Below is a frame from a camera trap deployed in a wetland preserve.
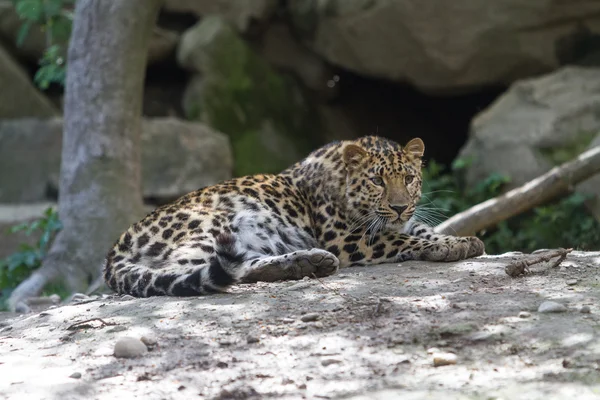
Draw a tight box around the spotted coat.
[103,136,485,297]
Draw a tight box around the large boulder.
[178,16,322,176]
[458,66,600,216]
[287,0,600,93]
[0,118,233,203]
[0,44,59,118]
[163,0,277,32]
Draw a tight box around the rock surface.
[178,16,321,176]
[288,0,600,93]
[458,66,600,214]
[163,0,277,32]
[0,118,232,203]
[0,44,59,118]
[1,251,599,399]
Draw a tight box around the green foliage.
[420,160,600,254]
[11,0,74,89]
[0,208,62,309]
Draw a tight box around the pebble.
[140,335,158,349]
[69,372,82,379]
[246,334,260,344]
[433,352,457,367]
[281,318,295,324]
[113,337,148,358]
[580,306,591,314]
[566,279,578,286]
[300,313,320,322]
[518,311,531,318]
[321,358,342,367]
[538,301,567,313]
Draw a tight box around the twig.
[66,318,117,331]
[505,248,573,277]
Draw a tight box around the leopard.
[103,136,485,297]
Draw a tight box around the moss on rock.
[180,16,321,176]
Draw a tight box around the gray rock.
[0,118,232,203]
[300,313,320,322]
[538,301,568,313]
[518,311,531,318]
[288,0,600,93]
[246,334,260,344]
[163,0,277,32]
[69,372,82,379]
[113,337,148,358]
[321,358,342,367]
[433,352,457,367]
[580,305,592,314]
[566,279,578,286]
[458,67,600,218]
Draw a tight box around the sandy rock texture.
[1,251,599,399]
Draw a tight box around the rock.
[518,311,531,318]
[287,0,600,93]
[113,337,148,358]
[432,352,457,367]
[321,358,342,367]
[163,0,277,32]
[140,336,158,349]
[458,67,600,217]
[0,118,232,203]
[259,22,336,98]
[148,27,180,64]
[580,305,591,314]
[177,16,321,176]
[246,334,260,344]
[69,372,82,379]
[566,279,578,286]
[538,301,568,313]
[300,313,320,322]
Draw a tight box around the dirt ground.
[1,251,600,400]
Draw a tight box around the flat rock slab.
[1,251,600,399]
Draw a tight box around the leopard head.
[342,136,424,230]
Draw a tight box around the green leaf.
[15,0,43,21]
[15,20,32,47]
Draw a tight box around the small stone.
[113,337,148,358]
[518,311,531,318]
[281,318,295,324]
[566,279,578,286]
[216,361,228,368]
[300,313,320,322]
[246,334,260,344]
[106,326,128,333]
[580,306,591,314]
[140,335,158,349]
[1,326,12,333]
[69,372,82,379]
[120,295,136,301]
[321,358,342,367]
[433,352,457,367]
[538,301,567,313]
[426,347,441,354]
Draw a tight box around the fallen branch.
[435,146,600,236]
[504,248,572,277]
[66,318,117,331]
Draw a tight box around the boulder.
[0,118,233,203]
[0,44,59,118]
[163,0,277,32]
[178,16,322,176]
[287,0,600,93]
[458,66,600,216]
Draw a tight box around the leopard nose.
[390,205,408,216]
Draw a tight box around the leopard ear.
[343,144,368,168]
[404,138,424,157]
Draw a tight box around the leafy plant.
[419,159,600,254]
[0,207,62,309]
[11,0,74,89]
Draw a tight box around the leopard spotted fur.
[103,136,485,296]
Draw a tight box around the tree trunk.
[9,0,161,312]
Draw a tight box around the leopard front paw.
[465,236,485,258]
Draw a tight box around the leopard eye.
[370,177,385,186]
[405,175,415,185]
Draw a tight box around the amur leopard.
[104,136,485,297]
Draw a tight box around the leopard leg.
[403,221,485,259]
[240,249,339,283]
